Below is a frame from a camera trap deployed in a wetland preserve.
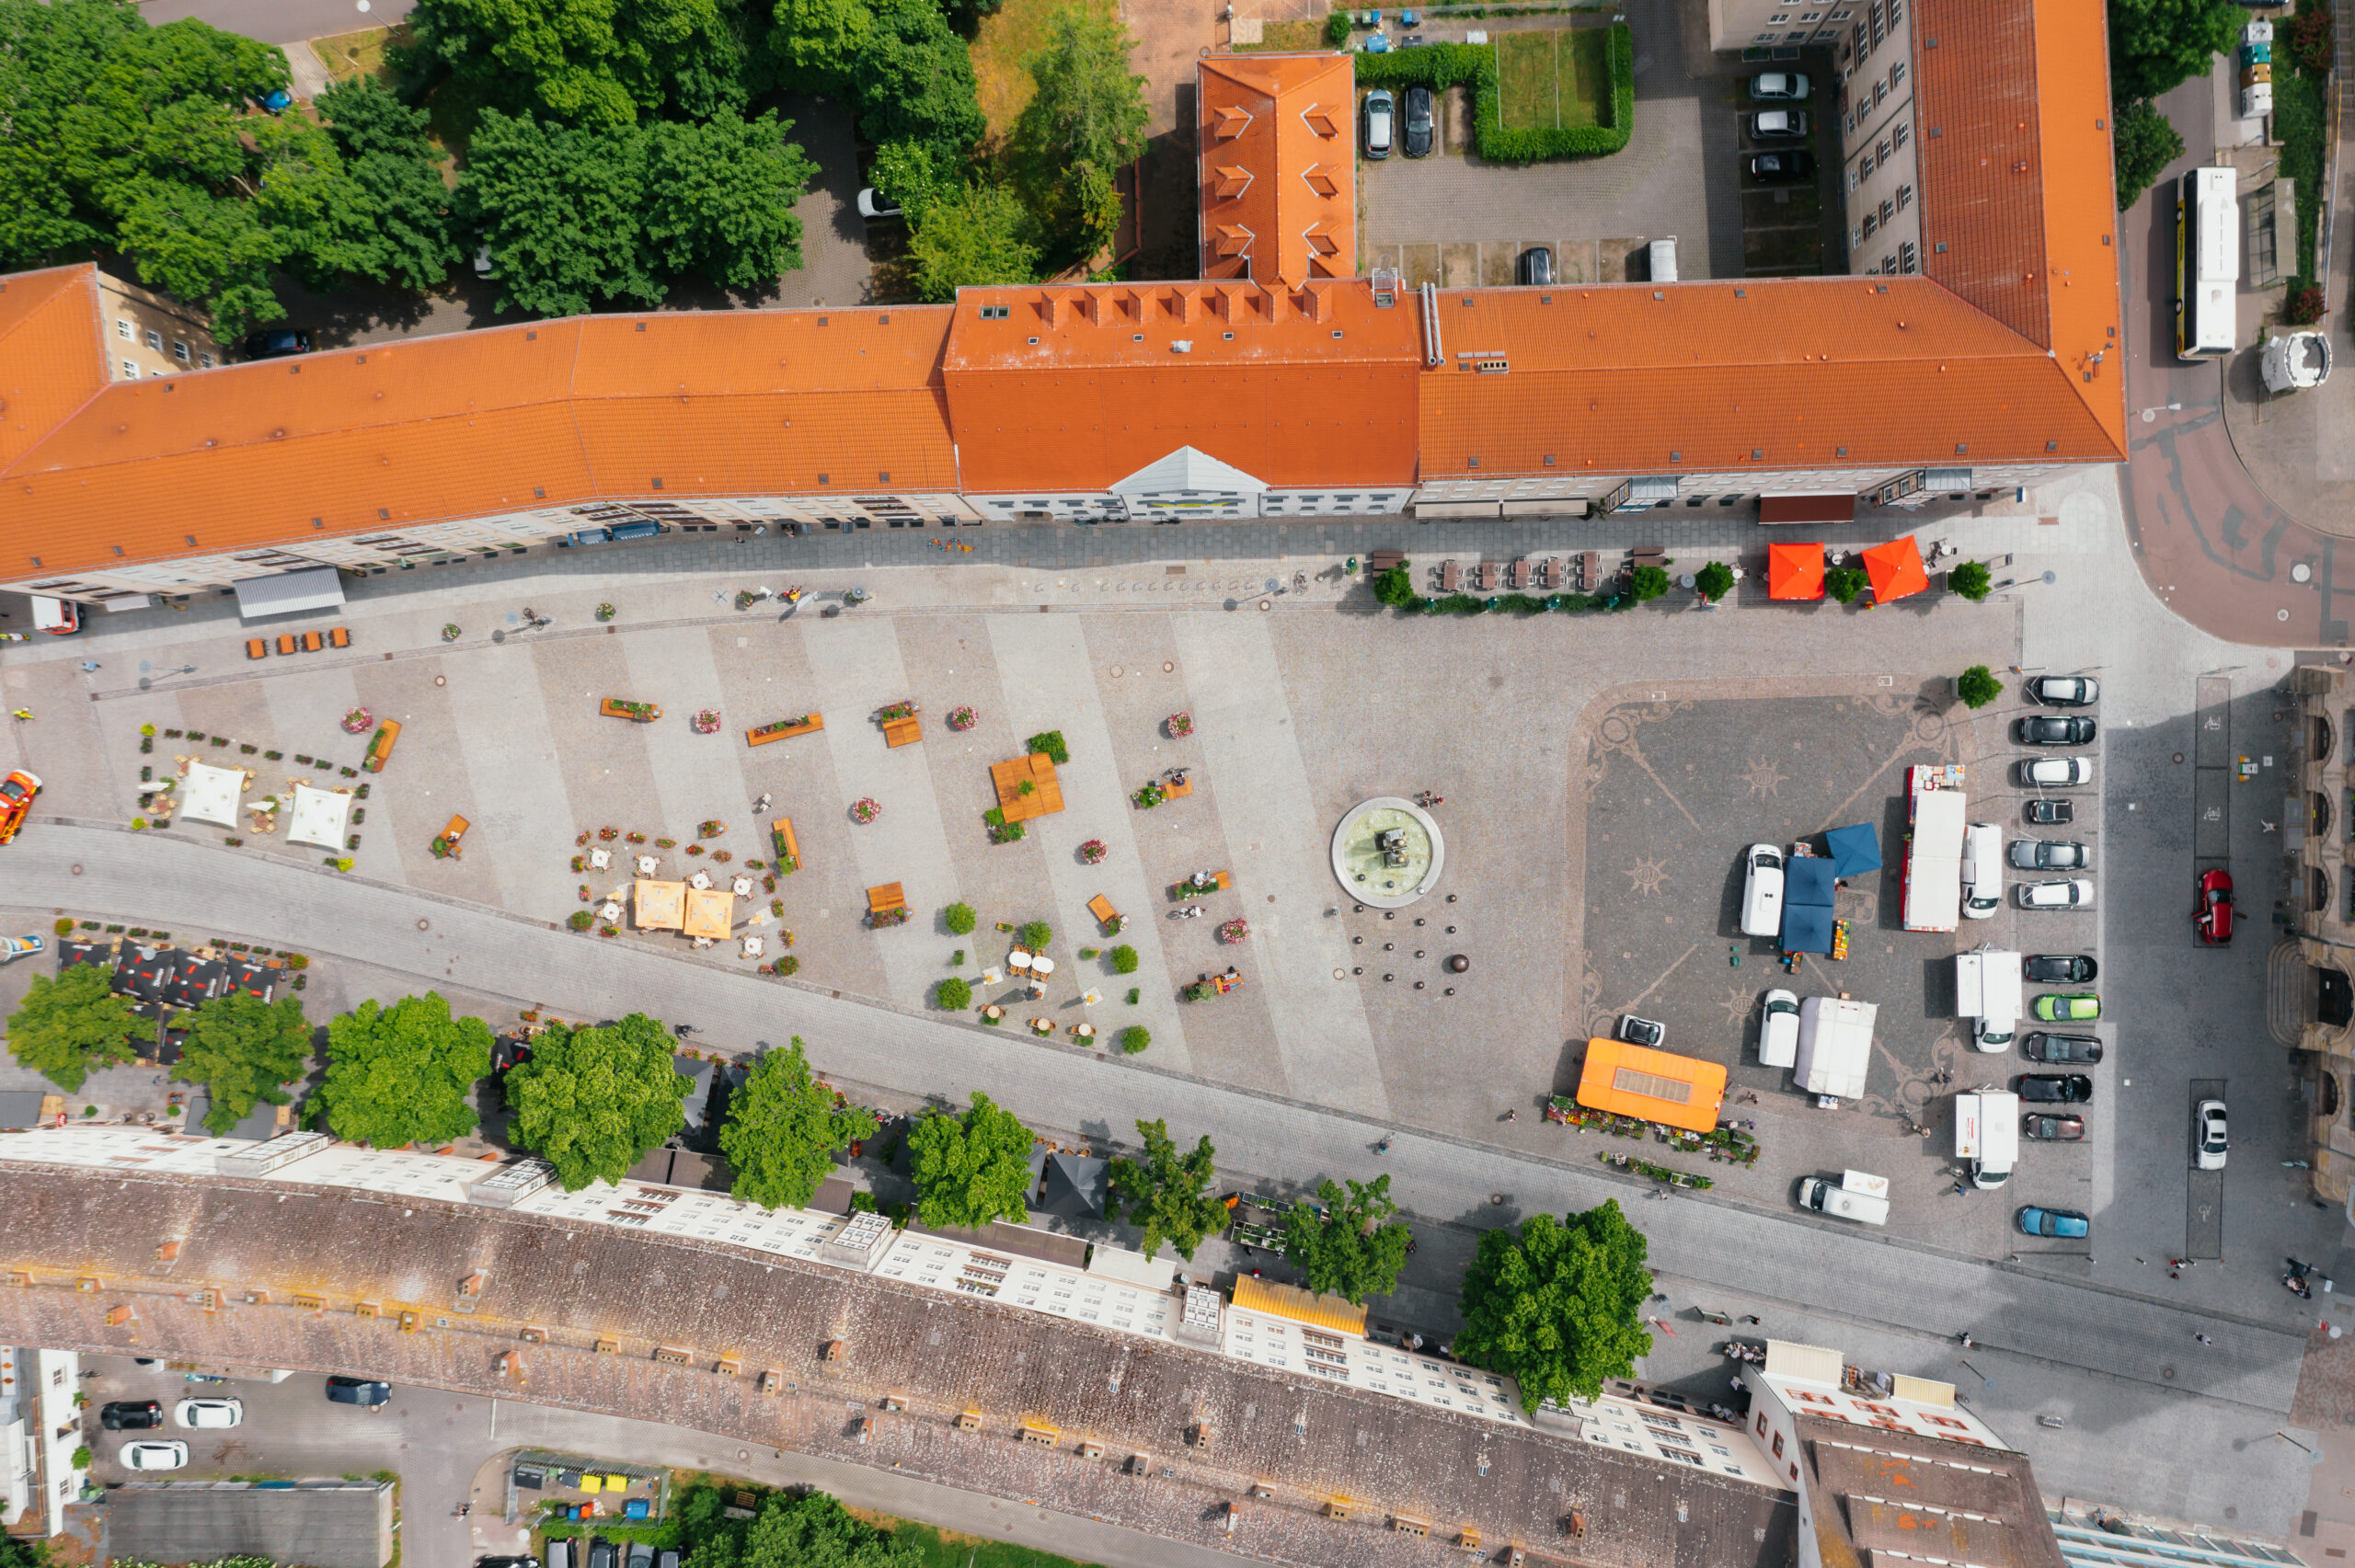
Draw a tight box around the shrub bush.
[1120,1025,1151,1055]
[53,917,74,936]
[1020,920,1052,950]
[1026,730,1070,764]
[1826,566,1867,603]
[1629,565,1671,601]
[1956,666,2005,709]
[1324,7,1352,45]
[936,977,973,1010]
[1694,562,1735,602]
[1354,27,1632,163]
[569,910,593,930]
[1372,562,1418,608]
[946,902,977,934]
[1125,987,1141,1004]
[2285,285,2326,326]
[1110,944,1139,974]
[1947,562,1993,601]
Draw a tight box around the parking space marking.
[2185,1075,2226,1260]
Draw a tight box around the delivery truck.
[1953,1090,2020,1188]
[1901,765,1969,932]
[1792,996,1877,1101]
[1798,1169,1890,1225]
[1956,949,2023,1050]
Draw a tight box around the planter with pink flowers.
[948,705,977,730]
[1166,711,1193,738]
[341,707,373,735]
[851,797,882,825]
[1220,918,1249,944]
[1079,839,1108,865]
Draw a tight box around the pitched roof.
[0,266,109,475]
[1197,53,1357,288]
[1794,1414,2068,1568]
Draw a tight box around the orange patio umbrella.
[1766,543,1825,600]
[1861,535,1930,602]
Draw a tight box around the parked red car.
[2196,867,2234,944]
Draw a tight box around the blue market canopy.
[1824,823,1882,878]
[1786,856,1838,910]
[1780,902,1835,955]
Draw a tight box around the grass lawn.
[1239,18,1326,50]
[2274,67,2325,279]
[312,23,408,86]
[889,1519,1109,1567]
[1496,28,1607,132]
[970,0,1115,147]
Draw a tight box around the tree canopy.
[2112,97,2186,212]
[1283,1174,1412,1304]
[908,183,1039,301]
[1453,1200,1655,1412]
[672,1482,919,1568]
[316,992,491,1148]
[6,967,141,1093]
[1107,1118,1226,1261]
[2109,0,2240,101]
[906,1091,1034,1230]
[505,1012,690,1190]
[0,0,456,335]
[1009,6,1147,261]
[173,991,312,1135]
[718,1037,874,1210]
[405,0,760,128]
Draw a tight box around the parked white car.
[1740,843,1785,935]
[1758,988,1801,1067]
[2194,1099,2228,1170]
[2016,757,2093,787]
[175,1397,242,1429]
[2015,879,2095,910]
[123,1440,189,1471]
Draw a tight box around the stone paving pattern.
[0,1164,1799,1567]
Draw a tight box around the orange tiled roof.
[0,267,109,475]
[0,290,959,578]
[1416,278,2120,478]
[941,282,1419,492]
[1197,53,1357,288]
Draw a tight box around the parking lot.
[1568,685,2104,1255]
[1356,0,1845,283]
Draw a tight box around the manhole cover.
[1163,661,1175,672]
[2174,752,2185,763]
[433,675,446,687]
[1109,664,1122,677]
[417,919,431,931]
[1333,968,1345,979]
[2161,1366,2175,1379]
[2294,563,2315,583]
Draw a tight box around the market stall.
[178,761,246,830]
[284,784,351,851]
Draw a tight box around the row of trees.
[6,972,1652,1408]
[2107,0,2238,208]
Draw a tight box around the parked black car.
[327,1375,392,1406]
[1747,150,1814,181]
[2025,797,2075,826]
[2016,715,2097,745]
[1518,246,1555,285]
[240,328,312,360]
[1403,86,1434,156]
[2023,954,2098,983]
[2023,1032,2103,1064]
[2017,1072,2093,1103]
[101,1400,163,1430]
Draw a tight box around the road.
[138,0,412,43]
[4,811,2324,1528]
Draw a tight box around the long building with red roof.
[0,1,2120,607]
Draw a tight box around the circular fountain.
[1329,797,1445,909]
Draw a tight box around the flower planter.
[341,707,372,735]
[1079,839,1108,865]
[851,797,881,825]
[746,715,824,746]
[601,698,661,723]
[947,706,977,731]
[692,709,720,734]
[1166,712,1193,738]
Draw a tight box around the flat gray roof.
[106,1481,393,1568]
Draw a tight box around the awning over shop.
[178,761,245,828]
[231,567,345,621]
[284,784,350,850]
[1823,823,1882,878]
[1767,543,1825,600]
[1759,494,1856,525]
[1862,535,1930,602]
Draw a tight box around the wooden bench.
[301,630,323,652]
[1164,774,1194,799]
[882,715,922,748]
[1438,561,1459,593]
[601,698,661,722]
[246,639,268,660]
[1368,549,1405,574]
[770,817,800,874]
[328,626,350,648]
[1539,557,1562,590]
[1172,870,1231,899]
[747,715,823,746]
[867,882,906,916]
[437,813,470,859]
[1088,895,1121,931]
[276,634,297,656]
[362,719,401,773]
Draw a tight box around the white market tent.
[285,784,352,850]
[178,761,246,829]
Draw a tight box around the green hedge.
[1353,25,1632,163]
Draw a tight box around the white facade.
[1840,0,1923,276]
[1709,0,1857,52]
[0,1345,86,1537]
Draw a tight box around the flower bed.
[697,819,727,839]
[1132,782,1166,810]
[948,705,977,730]
[1166,711,1193,738]
[877,701,918,722]
[851,797,881,825]
[595,602,616,622]
[692,709,720,734]
[1220,918,1249,943]
[1597,1150,1713,1189]
[1079,839,1108,864]
[867,906,909,928]
[340,706,372,734]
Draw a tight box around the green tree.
[1109,944,1139,974]
[6,967,140,1093]
[1324,7,1352,44]
[406,0,758,128]
[640,109,816,290]
[1372,562,1418,608]
[1010,7,1148,257]
[1825,565,1867,603]
[943,901,977,934]
[1107,1118,1225,1260]
[299,78,460,293]
[173,992,311,1135]
[1693,561,1734,602]
[1284,1173,1412,1304]
[2109,0,2239,101]
[669,1482,918,1568]
[852,0,985,162]
[506,1012,690,1189]
[0,1534,46,1568]
[2113,97,2185,211]
[935,977,972,1010]
[718,1036,874,1210]
[316,992,490,1148]
[1947,561,1993,602]
[867,139,948,221]
[1120,1024,1150,1054]
[1956,665,2005,708]
[910,182,1040,300]
[1629,565,1670,601]
[458,109,660,315]
[1019,920,1052,950]
[1457,1201,1653,1412]
[906,1090,1034,1230]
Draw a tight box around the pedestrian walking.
[1504,1108,1519,1122]
[1740,1314,1762,1325]
[8,708,29,721]
[1958,1332,1974,1348]
[78,660,98,671]
[2196,1333,2213,1345]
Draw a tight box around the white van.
[1740,843,1785,936]
[1648,237,1679,283]
[1961,822,2003,919]
[1955,949,2022,1051]
[1954,1090,2020,1188]
[1798,1170,1889,1226]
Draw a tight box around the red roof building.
[1197,53,1358,289]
